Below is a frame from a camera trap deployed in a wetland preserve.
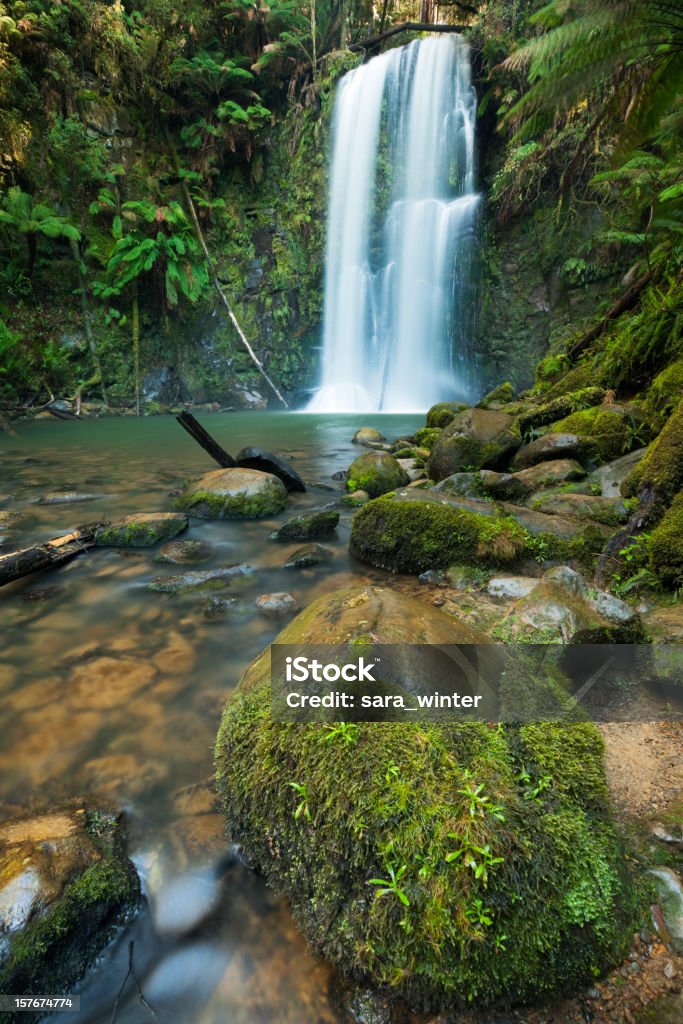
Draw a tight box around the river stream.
[0,411,422,1023]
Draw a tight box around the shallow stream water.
[0,411,422,1024]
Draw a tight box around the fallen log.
[176,412,237,468]
[349,21,467,52]
[0,525,99,587]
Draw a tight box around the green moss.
[543,361,610,401]
[648,489,683,586]
[517,387,606,435]
[349,494,579,574]
[346,452,409,499]
[0,812,139,1007]
[425,402,469,428]
[175,484,286,520]
[479,381,516,407]
[622,398,683,508]
[215,681,635,1010]
[644,359,683,429]
[553,407,636,463]
[268,509,339,541]
[95,515,187,547]
[414,426,443,449]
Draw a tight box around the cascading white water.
[307,35,480,413]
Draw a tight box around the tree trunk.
[0,527,98,588]
[349,21,466,52]
[70,237,108,404]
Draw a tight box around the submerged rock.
[215,587,636,1010]
[204,596,238,620]
[37,492,104,505]
[268,508,339,541]
[175,468,288,520]
[346,451,409,498]
[153,539,212,565]
[427,408,520,482]
[255,592,298,617]
[283,543,332,569]
[0,807,139,1003]
[149,564,254,594]
[235,447,306,493]
[352,427,386,447]
[95,512,188,547]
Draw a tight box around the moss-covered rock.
[622,398,683,509]
[552,407,637,464]
[644,359,683,430]
[349,491,602,574]
[427,408,520,482]
[425,401,469,428]
[477,380,516,408]
[175,468,288,520]
[346,451,409,498]
[413,426,443,450]
[648,490,683,586]
[0,807,139,1015]
[215,589,635,1010]
[529,492,630,527]
[516,387,606,436]
[94,512,188,547]
[268,508,339,541]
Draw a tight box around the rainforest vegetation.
[0,0,679,414]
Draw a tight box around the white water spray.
[307,35,479,413]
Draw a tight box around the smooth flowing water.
[308,35,480,414]
[0,411,421,1023]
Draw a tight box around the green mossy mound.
[425,401,469,428]
[175,468,288,520]
[648,490,683,586]
[413,426,443,449]
[552,407,637,464]
[622,398,683,509]
[478,381,516,408]
[0,808,139,1014]
[94,512,188,547]
[349,492,599,574]
[215,591,635,1011]
[346,451,410,498]
[644,359,683,430]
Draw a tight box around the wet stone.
[149,564,255,594]
[153,539,213,565]
[204,597,238,620]
[268,509,339,541]
[37,492,104,505]
[283,544,332,569]
[255,592,298,617]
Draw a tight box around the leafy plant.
[368,862,410,907]
[288,781,311,822]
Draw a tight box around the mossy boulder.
[482,460,587,501]
[427,409,520,482]
[425,401,469,428]
[94,512,188,547]
[644,359,683,430]
[349,491,601,574]
[433,472,483,499]
[268,508,339,541]
[175,468,288,520]
[215,588,635,1010]
[622,398,683,510]
[346,451,409,498]
[477,381,516,409]
[648,490,683,586]
[529,492,630,527]
[0,807,139,1014]
[552,407,637,464]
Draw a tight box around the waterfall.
[307,35,480,413]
